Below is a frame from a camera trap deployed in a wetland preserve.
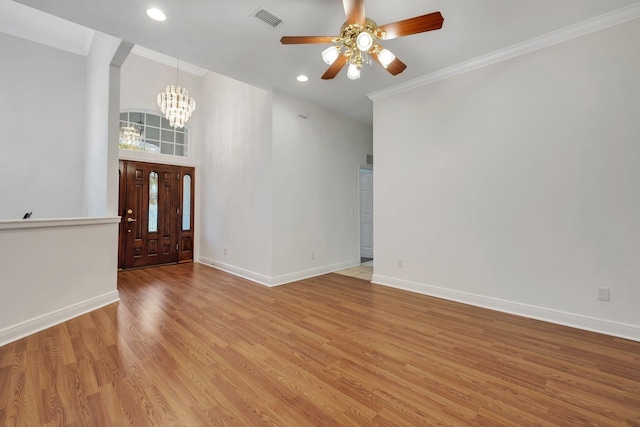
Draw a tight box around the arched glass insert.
[119,111,189,156]
[149,172,158,233]
[182,175,191,231]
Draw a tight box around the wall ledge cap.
[0,216,120,231]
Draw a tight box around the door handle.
[127,218,137,223]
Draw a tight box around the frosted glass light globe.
[356,32,373,51]
[378,49,396,68]
[347,63,361,80]
[321,46,340,65]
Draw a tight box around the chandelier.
[321,18,396,80]
[119,124,145,151]
[157,60,196,128]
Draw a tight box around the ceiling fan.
[280,0,444,80]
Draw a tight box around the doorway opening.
[334,165,373,282]
[118,160,195,269]
[359,166,373,266]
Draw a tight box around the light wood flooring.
[334,264,373,281]
[1,263,640,426]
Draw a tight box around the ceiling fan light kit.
[356,31,374,51]
[322,46,341,65]
[377,48,396,69]
[280,0,443,80]
[347,63,361,80]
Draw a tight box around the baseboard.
[372,274,640,342]
[198,257,360,287]
[198,257,272,286]
[0,290,120,347]
[269,259,360,287]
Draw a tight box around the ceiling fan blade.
[321,55,347,80]
[383,57,407,76]
[379,11,444,40]
[371,52,407,76]
[343,0,365,25]
[280,36,336,44]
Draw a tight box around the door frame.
[358,164,373,262]
[118,160,195,269]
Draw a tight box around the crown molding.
[368,3,640,102]
[131,45,209,77]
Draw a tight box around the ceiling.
[7,0,640,124]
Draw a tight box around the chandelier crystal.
[119,125,144,151]
[157,60,196,129]
[157,85,196,128]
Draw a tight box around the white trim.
[368,4,640,102]
[119,149,198,167]
[372,274,640,343]
[0,216,120,231]
[197,258,360,287]
[198,258,272,286]
[0,291,120,347]
[82,30,96,56]
[269,259,360,287]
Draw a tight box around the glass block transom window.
[119,112,189,157]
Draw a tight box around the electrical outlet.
[224,247,227,255]
[597,287,610,301]
[397,259,404,268]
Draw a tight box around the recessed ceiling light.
[146,8,166,21]
[296,75,309,82]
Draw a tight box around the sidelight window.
[182,175,191,231]
[149,172,158,233]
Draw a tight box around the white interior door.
[359,168,373,259]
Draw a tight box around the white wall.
[0,32,123,346]
[0,32,86,219]
[120,54,373,286]
[271,92,373,283]
[198,72,274,282]
[84,32,124,217]
[373,19,640,340]
[0,218,120,346]
[120,53,203,166]
[120,54,274,280]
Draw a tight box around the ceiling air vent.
[254,8,283,28]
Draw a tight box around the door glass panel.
[149,171,158,233]
[182,175,191,230]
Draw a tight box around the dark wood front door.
[118,160,195,269]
